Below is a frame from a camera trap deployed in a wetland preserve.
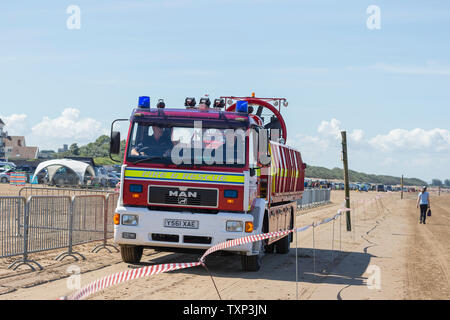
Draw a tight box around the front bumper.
[113,206,256,255]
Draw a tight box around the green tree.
[444,179,450,187]
[431,179,443,187]
[69,143,80,156]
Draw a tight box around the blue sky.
[0,0,449,182]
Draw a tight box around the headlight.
[226,220,243,232]
[122,214,139,226]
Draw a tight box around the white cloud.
[288,118,450,181]
[317,118,364,144]
[288,119,366,168]
[318,118,342,139]
[30,108,106,149]
[381,157,397,167]
[0,113,29,135]
[349,129,364,143]
[369,128,450,152]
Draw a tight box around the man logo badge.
[169,190,198,198]
[168,190,198,205]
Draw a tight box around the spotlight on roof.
[156,99,165,108]
[199,97,211,107]
[185,97,196,108]
[213,99,225,109]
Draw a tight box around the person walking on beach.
[416,186,430,224]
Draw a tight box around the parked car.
[0,172,9,183]
[92,166,110,187]
[108,171,120,179]
[0,167,13,181]
[0,161,16,170]
[376,184,385,192]
[358,184,369,192]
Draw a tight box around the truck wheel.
[275,234,291,254]
[120,245,143,264]
[264,243,275,253]
[241,241,263,271]
[1,177,7,183]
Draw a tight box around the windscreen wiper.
[132,156,165,165]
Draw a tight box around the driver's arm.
[131,142,145,156]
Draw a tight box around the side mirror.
[110,131,121,154]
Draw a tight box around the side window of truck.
[249,128,258,168]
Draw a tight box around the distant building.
[58,144,68,153]
[4,136,39,160]
[0,118,5,159]
[38,150,57,159]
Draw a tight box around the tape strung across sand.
[61,208,352,300]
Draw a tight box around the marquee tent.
[32,159,96,185]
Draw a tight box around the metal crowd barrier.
[0,197,26,258]
[297,188,331,210]
[0,191,119,271]
[18,186,116,198]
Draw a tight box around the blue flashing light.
[138,96,150,108]
[129,184,143,193]
[236,100,248,113]
[224,189,238,198]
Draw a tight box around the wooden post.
[401,175,404,200]
[341,131,351,231]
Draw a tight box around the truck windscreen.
[126,122,247,167]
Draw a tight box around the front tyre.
[120,245,143,264]
[241,241,263,271]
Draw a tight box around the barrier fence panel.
[26,196,72,254]
[0,197,26,258]
[297,189,331,209]
[72,195,106,245]
[92,193,119,253]
[105,193,118,235]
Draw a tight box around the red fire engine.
[110,94,305,271]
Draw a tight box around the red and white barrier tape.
[61,262,202,300]
[61,208,351,300]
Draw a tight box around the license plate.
[164,219,199,229]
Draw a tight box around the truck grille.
[148,186,218,208]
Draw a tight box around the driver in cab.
[131,125,173,157]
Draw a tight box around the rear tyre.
[275,233,291,254]
[264,242,275,253]
[0,177,7,183]
[120,245,143,264]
